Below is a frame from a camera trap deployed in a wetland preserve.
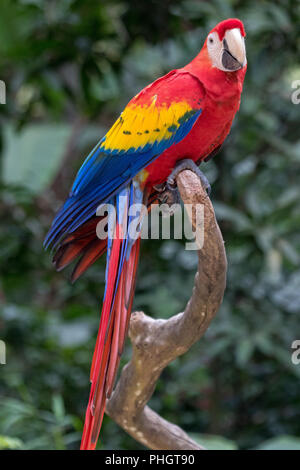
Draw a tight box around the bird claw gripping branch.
[154,158,211,208]
[167,158,212,196]
[154,182,181,207]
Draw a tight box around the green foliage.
[255,436,300,451]
[0,396,80,450]
[0,434,22,450]
[0,0,300,450]
[3,124,71,193]
[191,434,238,450]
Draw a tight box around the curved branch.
[106,169,227,450]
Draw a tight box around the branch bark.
[106,169,227,450]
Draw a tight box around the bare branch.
[106,169,227,450]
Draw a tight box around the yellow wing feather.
[102,99,194,153]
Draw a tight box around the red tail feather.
[52,216,107,280]
[71,239,107,283]
[80,225,141,450]
[50,190,151,450]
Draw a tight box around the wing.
[44,70,205,249]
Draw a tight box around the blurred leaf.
[2,124,71,194]
[52,395,65,422]
[214,203,252,231]
[0,435,23,449]
[235,339,254,367]
[191,434,238,450]
[256,436,300,450]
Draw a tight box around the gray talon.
[167,159,211,196]
[155,159,211,210]
[153,183,166,193]
[157,184,180,206]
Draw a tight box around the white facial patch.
[207,28,246,72]
[207,31,223,69]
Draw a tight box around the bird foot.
[153,159,211,214]
[154,182,181,207]
[167,159,211,196]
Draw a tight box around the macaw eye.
[209,37,214,44]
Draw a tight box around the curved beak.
[222,28,246,71]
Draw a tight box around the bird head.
[206,18,247,72]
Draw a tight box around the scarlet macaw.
[45,18,247,450]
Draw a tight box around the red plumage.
[214,18,246,40]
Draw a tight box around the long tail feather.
[47,181,151,450]
[80,182,144,450]
[71,239,107,283]
[51,216,107,280]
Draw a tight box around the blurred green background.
[0,0,300,451]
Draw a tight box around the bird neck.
[184,47,246,102]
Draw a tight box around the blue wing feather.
[44,109,201,249]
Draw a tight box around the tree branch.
[106,169,227,450]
